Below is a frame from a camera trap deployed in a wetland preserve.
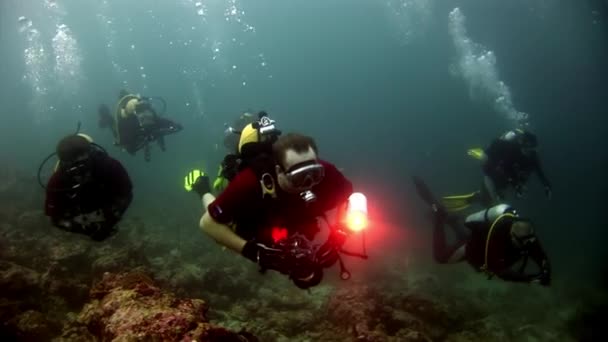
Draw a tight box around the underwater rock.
[52,325,96,342]
[76,271,257,341]
[4,310,61,341]
[47,235,90,264]
[90,245,149,277]
[325,283,456,341]
[326,284,386,340]
[0,260,41,298]
[200,266,256,299]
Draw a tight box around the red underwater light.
[344,193,368,232]
[271,227,288,243]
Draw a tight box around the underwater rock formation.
[75,271,257,341]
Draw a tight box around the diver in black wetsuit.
[43,134,133,241]
[481,129,552,204]
[98,90,183,161]
[414,177,551,286]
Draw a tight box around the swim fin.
[98,104,113,129]
[184,169,204,191]
[467,148,486,161]
[412,176,437,207]
[412,176,448,221]
[441,192,479,212]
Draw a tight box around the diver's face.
[276,147,322,194]
[521,146,534,156]
[64,153,93,183]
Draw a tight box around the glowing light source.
[345,193,368,232]
[271,227,288,243]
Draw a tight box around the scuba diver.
[185,124,366,289]
[443,129,552,211]
[223,111,257,154]
[42,132,133,241]
[414,177,551,286]
[211,111,272,193]
[98,90,183,161]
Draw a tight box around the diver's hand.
[241,240,289,274]
[192,175,211,198]
[544,185,552,200]
[531,260,551,286]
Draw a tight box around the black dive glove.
[242,239,323,289]
[192,175,211,198]
[241,240,290,274]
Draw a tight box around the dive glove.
[192,175,211,198]
[241,240,290,274]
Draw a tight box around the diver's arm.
[199,212,247,253]
[526,238,551,285]
[533,153,551,188]
[497,239,551,285]
[197,186,247,252]
[199,191,244,252]
[202,192,215,209]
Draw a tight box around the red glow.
[345,192,369,232]
[345,211,368,232]
[271,227,288,242]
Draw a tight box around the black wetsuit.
[483,139,551,194]
[117,108,182,158]
[433,211,551,284]
[45,153,132,241]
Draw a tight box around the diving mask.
[285,162,325,191]
[63,154,93,184]
[255,115,278,136]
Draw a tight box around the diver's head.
[57,133,93,164]
[273,133,325,194]
[223,112,256,152]
[56,133,96,182]
[237,113,281,155]
[519,130,538,155]
[510,220,536,249]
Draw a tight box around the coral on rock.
[76,271,257,341]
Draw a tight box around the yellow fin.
[184,169,203,191]
[442,192,478,212]
[467,148,486,160]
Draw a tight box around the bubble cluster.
[448,7,529,127]
[386,0,433,45]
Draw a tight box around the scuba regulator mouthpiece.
[300,190,317,203]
